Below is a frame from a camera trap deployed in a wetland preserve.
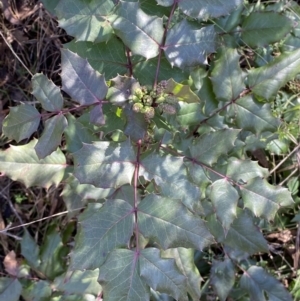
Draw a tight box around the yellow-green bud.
[143,95,153,106]
[135,88,143,98]
[144,107,155,119]
[156,96,166,103]
[132,95,140,103]
[132,102,143,113]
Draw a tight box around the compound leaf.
[61,49,108,105]
[138,194,213,250]
[73,139,136,188]
[32,73,64,111]
[0,139,66,188]
[71,200,134,270]
[2,103,40,142]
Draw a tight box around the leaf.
[247,48,300,99]
[176,102,206,126]
[241,12,293,48]
[73,139,136,188]
[240,177,294,220]
[138,194,213,250]
[0,278,22,301]
[178,0,243,19]
[164,20,216,69]
[89,104,105,126]
[56,0,114,42]
[140,248,188,301]
[110,1,164,59]
[31,73,64,111]
[2,103,40,142]
[240,266,292,301]
[70,200,134,270]
[0,139,66,188]
[61,49,108,105]
[99,249,150,301]
[34,114,68,159]
[211,48,246,101]
[156,0,173,6]
[190,129,240,166]
[161,248,201,300]
[22,280,52,301]
[209,179,239,231]
[21,231,41,270]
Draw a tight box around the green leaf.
[0,139,66,188]
[161,248,201,300]
[0,278,22,301]
[241,177,294,220]
[164,20,216,69]
[21,231,41,269]
[176,102,205,126]
[22,280,52,301]
[211,48,246,101]
[89,104,105,126]
[73,139,136,188]
[156,0,173,6]
[34,114,68,159]
[190,129,240,166]
[110,1,164,59]
[179,0,243,19]
[31,73,64,111]
[61,49,108,105]
[140,248,188,301]
[247,48,300,99]
[210,259,235,301]
[209,179,239,231]
[56,0,114,42]
[2,103,40,142]
[138,194,213,250]
[240,266,292,301]
[70,200,134,270]
[241,12,293,47]
[99,249,150,301]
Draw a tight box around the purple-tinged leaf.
[31,73,64,112]
[34,114,68,159]
[61,49,108,105]
[89,104,105,125]
[2,103,40,142]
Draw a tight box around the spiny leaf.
[190,129,240,166]
[240,177,294,220]
[0,139,66,188]
[241,12,293,48]
[31,73,64,112]
[140,248,188,301]
[211,48,246,101]
[164,20,216,68]
[34,114,68,159]
[247,47,300,99]
[61,49,108,105]
[2,103,40,142]
[56,0,114,42]
[98,249,150,301]
[179,0,243,20]
[138,194,214,250]
[89,104,105,125]
[110,1,164,59]
[176,102,206,126]
[240,266,293,301]
[70,200,134,270]
[73,139,136,188]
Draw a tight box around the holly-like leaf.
[138,194,213,250]
[241,177,294,220]
[21,231,41,270]
[247,47,300,99]
[22,280,52,301]
[0,278,22,301]
[0,139,66,188]
[34,114,68,159]
[73,139,136,188]
[99,249,150,301]
[56,0,114,42]
[71,200,134,270]
[2,103,40,142]
[240,266,293,301]
[162,248,202,300]
[89,104,105,126]
[110,1,164,59]
[32,73,64,112]
[241,12,293,48]
[164,20,216,69]
[210,259,235,301]
[156,0,173,6]
[190,129,240,166]
[176,102,206,126]
[209,179,239,231]
[61,49,108,105]
[179,0,243,20]
[211,48,246,101]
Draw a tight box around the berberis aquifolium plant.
[1,0,300,300]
